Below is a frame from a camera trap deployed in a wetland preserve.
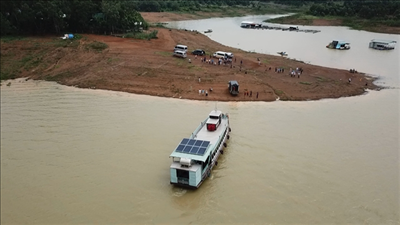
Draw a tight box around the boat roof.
[209,110,222,117]
[229,80,239,85]
[370,39,396,44]
[169,112,228,162]
[170,137,211,161]
[333,40,349,44]
[241,21,255,24]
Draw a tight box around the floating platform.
[241,23,321,34]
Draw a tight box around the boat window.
[172,157,180,162]
[176,169,189,179]
[209,115,219,119]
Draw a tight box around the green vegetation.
[86,41,108,51]
[267,0,399,31]
[1,1,148,36]
[299,81,312,85]
[2,1,397,37]
[124,30,158,40]
[45,71,73,82]
[0,36,26,42]
[0,71,17,80]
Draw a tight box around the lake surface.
[1,15,399,225]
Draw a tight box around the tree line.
[0,0,148,36]
[307,0,400,20]
[2,0,398,36]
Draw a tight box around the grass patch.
[20,55,34,65]
[86,41,108,51]
[150,23,167,28]
[25,57,42,71]
[44,71,73,81]
[299,81,312,85]
[188,64,203,71]
[0,71,17,80]
[0,36,26,43]
[175,59,186,66]
[107,57,120,63]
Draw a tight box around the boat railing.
[190,118,208,139]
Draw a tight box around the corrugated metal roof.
[370,39,396,44]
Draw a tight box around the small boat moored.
[169,110,231,189]
[369,39,396,50]
[204,29,213,33]
[326,40,350,50]
[277,51,288,56]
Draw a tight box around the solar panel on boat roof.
[175,138,210,156]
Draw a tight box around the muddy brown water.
[1,15,399,224]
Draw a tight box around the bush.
[87,41,108,51]
[125,30,158,40]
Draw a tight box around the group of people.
[275,67,285,73]
[198,89,209,96]
[349,69,358,73]
[290,67,303,78]
[243,90,259,98]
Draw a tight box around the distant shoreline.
[142,11,400,35]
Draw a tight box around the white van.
[225,52,234,59]
[174,44,188,52]
[213,51,226,59]
[173,50,187,58]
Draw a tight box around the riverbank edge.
[262,14,400,35]
[1,13,382,102]
[144,11,400,35]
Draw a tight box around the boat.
[369,39,396,50]
[326,40,350,50]
[240,21,261,28]
[277,51,288,56]
[169,110,231,189]
[204,29,213,33]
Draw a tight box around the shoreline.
[1,13,380,102]
[142,12,400,35]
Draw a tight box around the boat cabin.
[206,110,222,131]
[327,40,350,50]
[369,39,396,50]
[228,80,239,96]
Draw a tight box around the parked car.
[225,52,234,59]
[213,51,226,59]
[192,49,206,56]
[174,44,188,52]
[213,51,233,61]
[173,50,187,58]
